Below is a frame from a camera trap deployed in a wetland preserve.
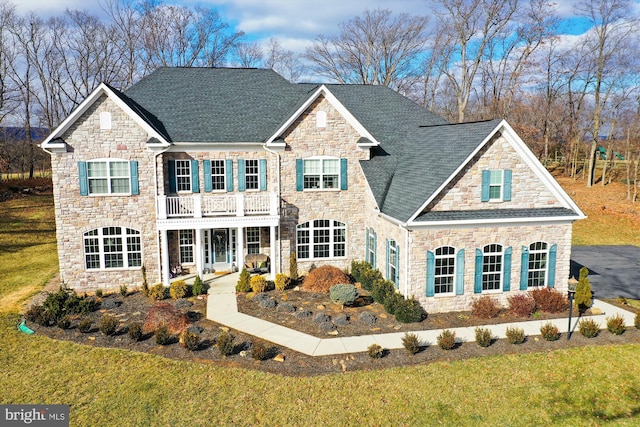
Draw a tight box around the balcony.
[157,193,278,219]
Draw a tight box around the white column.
[158,195,167,219]
[195,228,203,277]
[237,226,244,271]
[161,229,170,287]
[270,225,277,277]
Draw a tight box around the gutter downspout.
[405,226,410,298]
[264,143,281,274]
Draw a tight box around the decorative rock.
[188,325,204,334]
[327,330,339,336]
[333,313,350,326]
[319,322,336,333]
[239,350,247,357]
[259,299,277,309]
[101,299,118,310]
[219,326,229,332]
[277,302,296,313]
[379,313,388,319]
[316,305,325,310]
[293,286,300,291]
[88,336,96,341]
[273,354,285,363]
[295,309,312,319]
[591,308,604,315]
[175,299,193,309]
[313,313,330,323]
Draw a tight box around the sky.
[13,0,594,54]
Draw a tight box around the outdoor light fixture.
[567,277,579,340]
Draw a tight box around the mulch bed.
[27,289,640,377]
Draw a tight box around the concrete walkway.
[206,273,637,357]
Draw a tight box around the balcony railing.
[157,193,278,219]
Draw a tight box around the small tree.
[575,267,593,312]
[236,267,251,292]
[141,265,149,297]
[289,251,298,285]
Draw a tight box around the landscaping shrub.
[301,265,351,293]
[95,289,103,298]
[56,315,71,330]
[371,278,395,305]
[330,284,359,307]
[141,265,149,297]
[579,318,600,338]
[394,297,426,323]
[437,329,456,350]
[24,305,49,326]
[383,292,403,315]
[192,275,205,296]
[350,260,369,284]
[507,294,536,318]
[99,314,119,336]
[236,267,251,292]
[148,283,167,301]
[475,327,493,347]
[530,287,569,313]
[180,330,200,351]
[77,317,92,333]
[367,343,384,359]
[505,326,525,344]
[275,273,290,292]
[143,302,189,335]
[155,325,174,345]
[41,286,96,322]
[289,251,298,285]
[540,322,560,341]
[358,311,376,325]
[170,280,189,299]
[250,275,267,293]
[635,311,640,330]
[606,314,626,335]
[77,297,100,315]
[250,340,269,360]
[575,267,593,311]
[216,331,235,356]
[401,332,421,355]
[119,285,128,297]
[471,296,501,319]
[128,322,143,341]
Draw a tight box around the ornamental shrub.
[250,275,268,293]
[540,322,560,341]
[475,327,493,347]
[236,267,251,292]
[505,326,525,344]
[383,292,403,315]
[141,265,149,297]
[143,302,189,335]
[350,260,370,284]
[56,315,71,330]
[371,278,395,305]
[578,318,600,338]
[216,331,235,356]
[471,296,501,319]
[367,343,384,359]
[575,267,593,311]
[148,283,167,301]
[606,314,626,335]
[275,273,290,292]
[394,297,426,323]
[128,322,143,341]
[192,275,205,296]
[437,329,456,350]
[530,287,569,313]
[99,314,119,336]
[77,317,92,333]
[170,280,189,299]
[301,265,351,293]
[401,332,421,355]
[289,251,298,285]
[250,340,269,360]
[330,284,359,307]
[155,325,174,345]
[507,294,536,318]
[119,285,128,297]
[180,330,200,351]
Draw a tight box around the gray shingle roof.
[414,208,579,222]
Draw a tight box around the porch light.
[567,277,579,340]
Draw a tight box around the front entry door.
[213,229,228,263]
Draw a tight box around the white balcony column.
[158,195,167,219]
[161,229,170,287]
[193,194,202,218]
[236,194,245,217]
[237,226,244,270]
[270,225,277,277]
[195,228,203,278]
[269,193,278,215]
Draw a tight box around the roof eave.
[407,214,586,228]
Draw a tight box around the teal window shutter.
[372,230,377,269]
[365,228,370,263]
[130,161,139,195]
[340,158,348,190]
[168,160,176,193]
[385,239,389,280]
[296,159,303,191]
[259,159,267,191]
[503,246,512,291]
[395,246,400,288]
[78,161,88,196]
[474,248,483,293]
[548,244,557,288]
[225,159,233,192]
[203,160,212,192]
[503,169,512,201]
[520,246,529,290]
[481,170,490,202]
[238,158,246,192]
[455,249,465,295]
[190,160,199,193]
[426,250,435,297]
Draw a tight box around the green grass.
[2,187,640,425]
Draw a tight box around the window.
[179,230,194,264]
[482,244,503,291]
[388,239,398,287]
[296,220,346,260]
[435,246,456,294]
[175,160,192,192]
[481,169,511,202]
[528,242,548,287]
[244,159,259,190]
[83,227,141,270]
[86,159,131,195]
[488,170,503,200]
[246,227,260,254]
[366,228,376,268]
[210,160,226,191]
[303,158,339,189]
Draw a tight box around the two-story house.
[41,67,584,313]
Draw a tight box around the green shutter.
[372,230,377,269]
[78,161,88,196]
[503,246,512,292]
[503,169,512,201]
[130,161,139,195]
[340,158,348,190]
[474,249,483,293]
[225,159,233,192]
[296,159,303,191]
[190,159,199,193]
[168,160,176,193]
[455,249,465,295]
[481,170,490,202]
[520,246,529,290]
[259,159,267,191]
[203,160,212,192]
[395,246,400,289]
[426,250,435,297]
[548,244,557,288]
[238,159,246,192]
[365,228,370,263]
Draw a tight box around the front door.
[213,229,228,263]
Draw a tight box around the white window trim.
[244,159,260,192]
[175,160,192,193]
[482,243,503,293]
[388,239,398,285]
[87,158,131,195]
[303,156,341,191]
[246,227,261,254]
[434,246,456,296]
[366,229,375,266]
[210,159,226,192]
[296,219,347,260]
[179,230,195,264]
[528,241,549,288]
[488,169,504,202]
[83,227,141,270]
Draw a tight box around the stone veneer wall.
[49,95,160,292]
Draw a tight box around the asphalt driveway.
[570,245,640,300]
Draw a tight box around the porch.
[157,193,278,219]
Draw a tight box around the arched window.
[435,246,456,294]
[482,244,503,291]
[84,227,141,270]
[528,242,548,287]
[296,220,346,259]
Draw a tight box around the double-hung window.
[210,160,226,191]
[304,158,340,189]
[434,246,456,294]
[481,169,512,202]
[175,160,192,192]
[86,159,131,194]
[84,227,141,270]
[179,230,194,264]
[365,228,376,268]
[482,244,503,291]
[168,159,199,193]
[246,227,260,254]
[528,242,548,287]
[296,220,346,260]
[244,159,259,190]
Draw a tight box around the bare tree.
[101,0,144,87]
[234,41,263,68]
[264,37,304,82]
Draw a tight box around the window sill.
[302,188,341,192]
[87,193,133,197]
[86,267,141,272]
[298,256,347,261]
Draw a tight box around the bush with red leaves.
[301,265,351,294]
[507,294,537,318]
[143,302,189,335]
[530,287,569,313]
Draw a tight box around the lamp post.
[567,277,578,340]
